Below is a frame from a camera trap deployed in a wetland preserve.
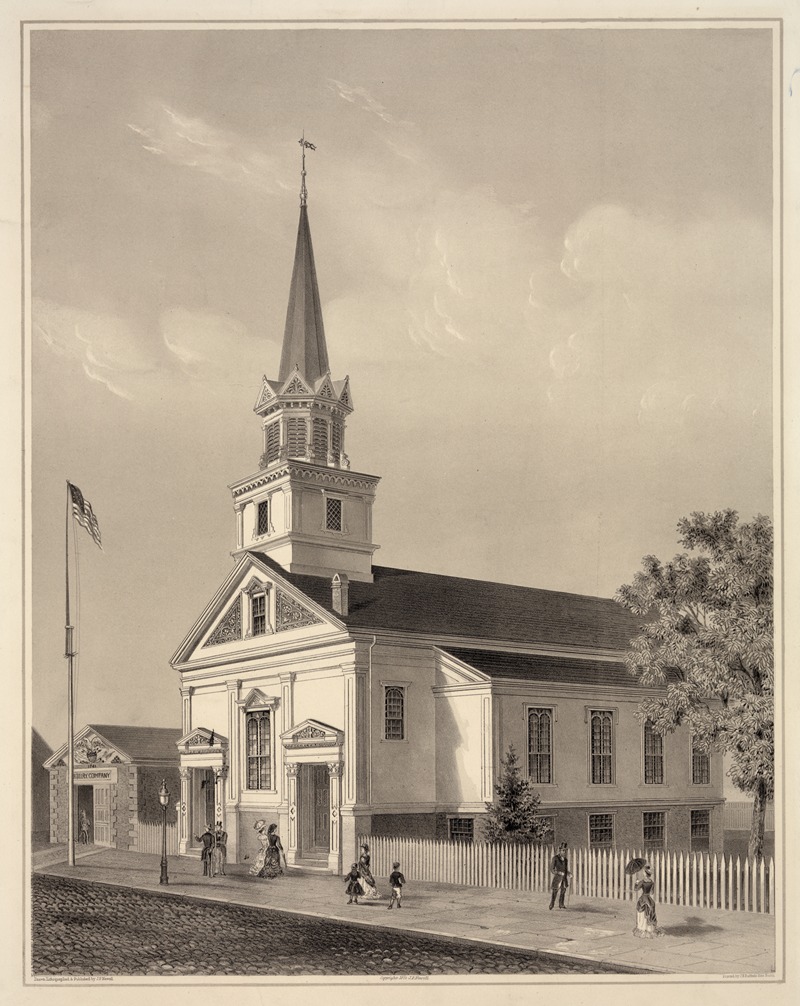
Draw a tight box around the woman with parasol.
[626,858,664,938]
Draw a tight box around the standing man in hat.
[549,842,571,910]
[194,824,214,877]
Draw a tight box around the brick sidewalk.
[32,847,777,977]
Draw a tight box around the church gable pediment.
[171,554,345,667]
[177,727,228,753]
[44,727,132,770]
[281,718,344,749]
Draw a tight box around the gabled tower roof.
[278,205,330,384]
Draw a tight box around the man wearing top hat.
[194,824,214,876]
[549,842,571,910]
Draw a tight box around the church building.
[170,157,724,874]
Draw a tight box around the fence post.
[759,857,766,915]
[767,857,774,916]
[743,856,750,912]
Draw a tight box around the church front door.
[300,763,329,857]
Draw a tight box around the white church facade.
[170,167,724,875]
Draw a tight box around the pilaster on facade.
[234,504,244,550]
[226,680,242,805]
[328,761,343,872]
[180,686,194,734]
[482,690,495,803]
[341,662,368,808]
[285,761,300,865]
[178,767,191,855]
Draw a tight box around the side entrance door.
[311,764,330,852]
[93,785,111,846]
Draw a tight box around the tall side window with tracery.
[643,719,664,784]
[527,708,552,783]
[384,686,405,740]
[590,710,614,784]
[246,710,272,790]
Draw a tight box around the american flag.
[68,482,102,549]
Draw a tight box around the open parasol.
[625,857,647,875]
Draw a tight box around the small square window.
[690,809,710,852]
[325,497,343,532]
[449,818,474,843]
[589,813,614,849]
[643,811,665,849]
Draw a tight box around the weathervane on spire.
[299,133,316,206]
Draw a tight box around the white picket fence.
[724,801,774,831]
[136,820,179,856]
[361,835,774,914]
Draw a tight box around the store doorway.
[75,785,94,845]
[299,764,329,858]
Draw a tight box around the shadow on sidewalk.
[664,917,725,937]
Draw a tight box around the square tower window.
[325,497,343,532]
[257,500,270,536]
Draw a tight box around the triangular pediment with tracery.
[281,718,344,750]
[333,376,353,410]
[44,726,132,770]
[280,369,312,396]
[254,377,280,414]
[171,553,345,668]
[315,374,335,399]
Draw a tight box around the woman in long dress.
[249,820,269,876]
[633,864,664,938]
[358,843,381,900]
[258,823,285,878]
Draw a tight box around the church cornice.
[229,463,380,499]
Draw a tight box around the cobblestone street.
[32,874,646,977]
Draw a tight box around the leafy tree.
[615,510,773,860]
[484,745,550,843]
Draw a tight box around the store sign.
[74,767,118,783]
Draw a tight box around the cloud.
[33,300,158,400]
[127,106,288,192]
[160,307,272,386]
[33,298,275,403]
[328,79,413,127]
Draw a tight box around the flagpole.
[65,481,76,868]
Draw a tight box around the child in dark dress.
[345,863,363,904]
[387,861,406,909]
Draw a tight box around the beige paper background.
[2,0,797,1003]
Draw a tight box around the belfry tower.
[228,140,379,582]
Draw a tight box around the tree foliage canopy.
[615,510,773,855]
[484,745,550,844]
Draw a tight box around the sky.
[28,25,774,753]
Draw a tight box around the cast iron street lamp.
[158,779,170,885]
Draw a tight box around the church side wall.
[492,686,724,853]
[368,642,437,817]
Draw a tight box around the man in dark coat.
[194,825,214,876]
[549,842,571,909]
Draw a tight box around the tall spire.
[278,137,329,383]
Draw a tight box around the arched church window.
[246,710,272,790]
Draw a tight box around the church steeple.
[228,141,380,582]
[278,204,329,384]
